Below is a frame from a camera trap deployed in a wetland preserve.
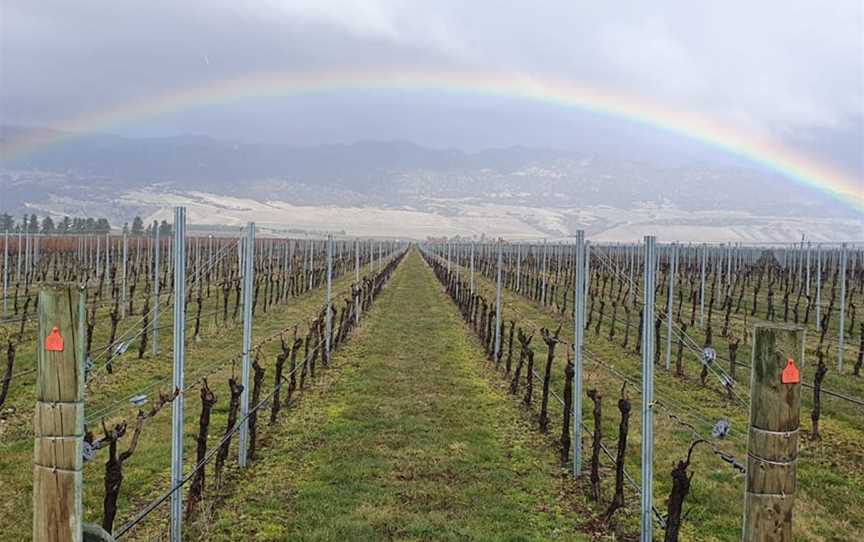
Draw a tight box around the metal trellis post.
[153,226,160,356]
[838,243,847,372]
[665,242,677,371]
[572,230,585,477]
[170,207,187,541]
[494,240,503,362]
[325,235,333,363]
[640,235,657,542]
[238,223,255,467]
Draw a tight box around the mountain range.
[1,127,861,241]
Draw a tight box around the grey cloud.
[1,0,861,173]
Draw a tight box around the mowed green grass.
[195,250,593,541]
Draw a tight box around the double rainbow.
[2,68,861,211]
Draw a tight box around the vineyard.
[1,212,862,541]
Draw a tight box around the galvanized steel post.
[572,230,586,477]
[121,232,128,319]
[470,242,476,295]
[815,244,822,334]
[238,223,255,467]
[640,235,657,542]
[494,240,503,362]
[170,207,187,541]
[153,225,160,355]
[838,243,847,371]
[699,243,706,327]
[325,235,333,363]
[355,239,361,324]
[2,230,7,319]
[665,243,677,371]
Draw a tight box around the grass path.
[201,250,591,541]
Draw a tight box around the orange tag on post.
[45,327,64,352]
[781,358,800,384]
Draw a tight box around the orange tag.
[781,358,800,384]
[45,327,64,352]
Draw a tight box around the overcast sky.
[2,1,862,174]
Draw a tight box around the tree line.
[0,214,172,236]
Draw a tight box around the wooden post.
[743,322,804,542]
[34,285,85,542]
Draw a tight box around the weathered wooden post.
[743,322,804,542]
[34,285,85,542]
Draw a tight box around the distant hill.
[1,127,861,240]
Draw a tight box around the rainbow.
[2,68,862,211]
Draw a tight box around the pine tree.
[159,220,172,236]
[0,213,13,232]
[131,216,145,236]
[41,216,55,234]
